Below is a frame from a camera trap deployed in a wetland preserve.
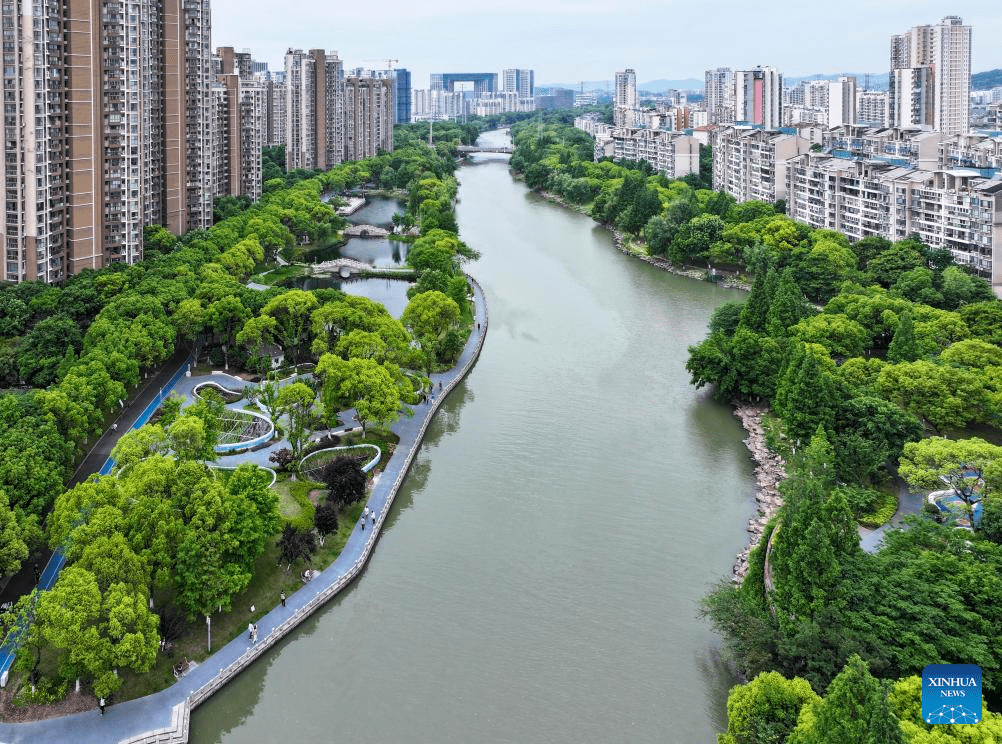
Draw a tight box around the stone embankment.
[731,404,786,581]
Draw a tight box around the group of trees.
[720,656,1002,744]
[704,430,1002,727]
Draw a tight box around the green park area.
[0,119,497,714]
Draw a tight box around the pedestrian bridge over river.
[456,145,514,154]
[344,224,391,238]
[312,258,414,278]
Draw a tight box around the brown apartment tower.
[1,0,214,283]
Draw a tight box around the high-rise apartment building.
[3,0,67,282]
[394,69,411,124]
[503,69,535,98]
[614,68,637,109]
[0,0,244,282]
[828,76,857,127]
[734,67,783,129]
[215,48,265,201]
[614,68,638,127]
[260,72,287,147]
[705,68,734,124]
[344,75,394,161]
[284,49,345,171]
[888,15,971,134]
[1,0,219,282]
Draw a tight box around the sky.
[210,1,1001,89]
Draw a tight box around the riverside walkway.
[0,276,488,744]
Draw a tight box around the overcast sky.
[211,2,1000,89]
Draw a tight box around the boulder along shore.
[731,404,786,581]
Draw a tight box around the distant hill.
[786,72,888,90]
[539,78,703,93]
[638,78,704,92]
[545,69,1001,95]
[973,69,1002,90]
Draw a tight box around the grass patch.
[858,487,898,528]
[249,264,307,286]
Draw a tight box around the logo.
[922,664,982,724]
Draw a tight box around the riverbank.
[730,404,787,581]
[534,188,752,291]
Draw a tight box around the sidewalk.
[0,277,488,744]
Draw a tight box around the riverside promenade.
[0,276,488,744]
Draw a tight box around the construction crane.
[363,58,399,71]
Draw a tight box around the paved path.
[859,485,925,553]
[0,349,192,608]
[0,278,488,744]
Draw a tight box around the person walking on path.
[280,591,286,607]
[251,624,258,644]
[248,622,254,641]
[99,698,106,716]
[370,509,376,526]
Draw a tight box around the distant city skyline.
[210,2,1000,91]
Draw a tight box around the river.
[190,131,755,743]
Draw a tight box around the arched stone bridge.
[344,224,391,238]
[311,258,415,279]
[313,258,375,278]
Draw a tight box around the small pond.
[289,276,412,318]
[346,196,404,227]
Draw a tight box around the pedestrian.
[360,514,365,530]
[438,380,442,391]
[111,422,117,432]
[248,622,254,641]
[477,322,480,331]
[252,624,258,644]
[99,698,105,716]
[280,591,286,607]
[370,509,376,526]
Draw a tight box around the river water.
[191,132,755,743]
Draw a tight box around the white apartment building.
[614,68,639,127]
[573,113,612,138]
[823,126,945,170]
[711,126,810,203]
[828,76,857,127]
[786,153,1002,291]
[502,69,534,98]
[262,76,288,147]
[704,67,734,124]
[284,49,359,171]
[857,90,890,127]
[889,16,971,134]
[412,89,464,121]
[472,92,535,117]
[595,128,699,178]
[734,67,783,129]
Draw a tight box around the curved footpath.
[0,276,489,744]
